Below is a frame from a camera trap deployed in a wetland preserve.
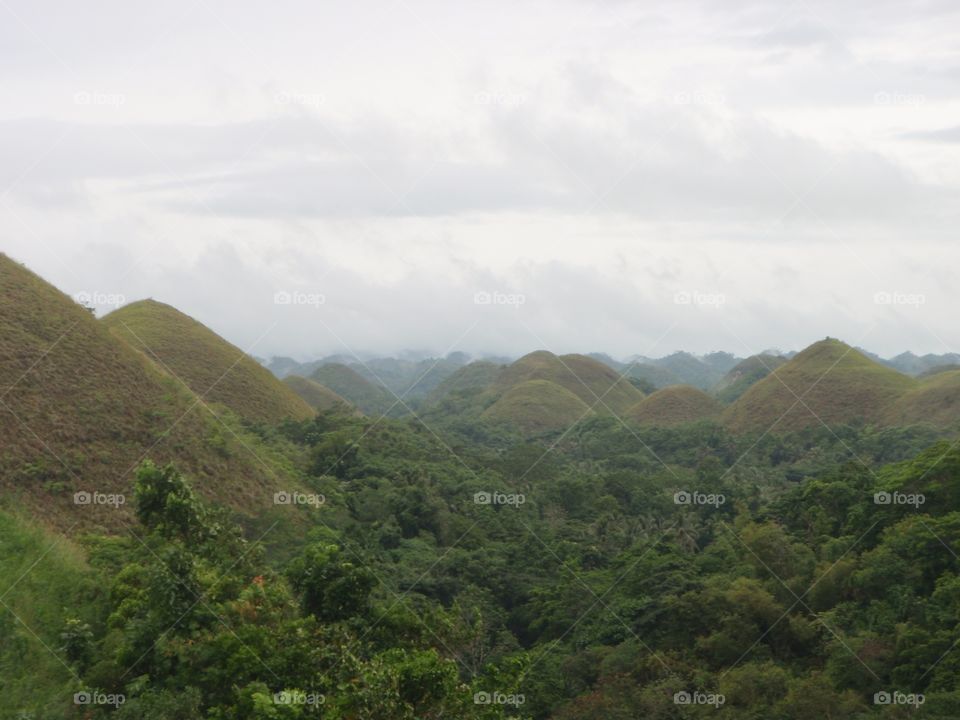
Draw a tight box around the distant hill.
[104,300,313,424]
[426,360,503,404]
[882,351,960,376]
[283,375,356,413]
[493,351,645,415]
[881,369,960,428]
[310,363,394,415]
[481,379,594,434]
[625,385,723,426]
[0,255,305,531]
[723,338,914,433]
[714,354,788,403]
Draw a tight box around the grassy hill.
[310,363,394,415]
[103,300,313,424]
[493,351,644,415]
[0,254,307,532]
[283,374,356,413]
[881,369,960,428]
[625,385,723,426]
[481,379,594,434]
[723,338,915,433]
[714,353,787,403]
[426,360,503,404]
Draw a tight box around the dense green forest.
[6,404,960,718]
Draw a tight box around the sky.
[2,0,959,361]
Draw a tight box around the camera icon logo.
[474,691,491,704]
[274,491,292,505]
[73,491,91,505]
[674,491,691,505]
[874,491,892,505]
[474,491,492,505]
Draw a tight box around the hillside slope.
[310,363,394,415]
[494,351,644,415]
[283,375,356,413]
[626,385,723,426]
[714,354,787,403]
[103,300,313,424]
[723,338,914,433]
[881,369,960,428]
[481,379,594,434]
[0,254,304,531]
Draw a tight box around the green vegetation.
[625,384,723,425]
[481,379,594,433]
[283,376,356,414]
[309,363,394,415]
[723,339,916,433]
[882,369,960,429]
[8,260,960,718]
[714,353,787,403]
[493,351,645,415]
[103,300,314,424]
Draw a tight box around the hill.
[425,360,503,404]
[494,351,644,415]
[480,379,594,434]
[103,300,313,424]
[881,369,960,428]
[883,350,960,376]
[283,375,356,413]
[310,363,394,415]
[723,338,915,433]
[0,254,305,531]
[625,385,723,426]
[714,353,787,403]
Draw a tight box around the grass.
[0,254,312,533]
[723,338,916,433]
[626,385,723,425]
[481,379,594,433]
[493,351,644,415]
[714,353,787,403]
[881,369,960,428]
[283,375,356,413]
[425,361,502,404]
[0,509,103,719]
[310,363,393,415]
[103,299,313,424]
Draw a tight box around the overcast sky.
[2,0,959,361]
